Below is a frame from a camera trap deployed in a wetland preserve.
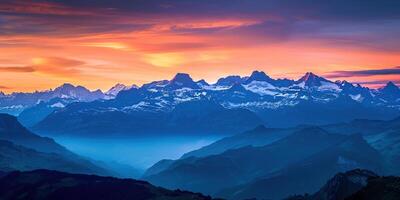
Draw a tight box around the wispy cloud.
[327,66,400,78]
[0,57,86,77]
[0,66,35,72]
[354,80,400,85]
[30,57,85,77]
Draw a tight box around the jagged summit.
[196,79,209,87]
[106,83,137,96]
[167,73,200,89]
[228,82,247,91]
[244,70,274,84]
[297,72,330,87]
[378,81,400,101]
[298,72,325,82]
[216,75,245,86]
[381,81,399,91]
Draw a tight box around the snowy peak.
[229,83,247,92]
[52,83,105,101]
[53,83,88,96]
[297,72,331,87]
[196,79,209,87]
[216,75,245,86]
[106,83,137,96]
[244,70,273,84]
[378,81,400,100]
[55,83,76,91]
[171,73,194,83]
[167,73,200,89]
[381,81,399,92]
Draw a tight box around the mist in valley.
[51,134,222,177]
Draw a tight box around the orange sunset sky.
[0,0,399,93]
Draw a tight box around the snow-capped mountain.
[377,81,400,103]
[215,75,247,87]
[0,83,106,115]
[243,70,274,84]
[166,73,200,90]
[31,71,400,135]
[105,83,138,97]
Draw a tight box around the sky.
[0,0,399,93]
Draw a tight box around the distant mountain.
[181,125,298,159]
[285,169,378,200]
[309,169,378,200]
[347,175,400,200]
[0,169,215,200]
[216,134,382,200]
[243,70,274,84]
[0,113,69,155]
[215,75,246,87]
[377,81,400,103]
[143,127,349,195]
[296,72,333,88]
[30,71,400,136]
[0,83,106,115]
[0,140,106,174]
[285,169,400,200]
[143,119,399,199]
[321,117,400,175]
[0,114,108,175]
[105,83,138,97]
[33,99,262,136]
[17,98,79,127]
[196,79,209,87]
[166,73,201,90]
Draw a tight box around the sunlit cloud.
[0,66,35,72]
[0,0,399,91]
[29,57,85,77]
[144,53,185,68]
[79,42,130,50]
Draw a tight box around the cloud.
[0,66,35,72]
[0,57,88,77]
[1,0,400,53]
[30,57,85,77]
[354,80,400,85]
[0,85,10,89]
[327,66,400,78]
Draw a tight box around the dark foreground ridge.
[286,169,400,200]
[0,169,216,200]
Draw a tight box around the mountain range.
[0,82,137,117]
[142,116,400,199]
[4,70,395,136]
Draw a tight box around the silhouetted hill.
[0,113,109,175]
[0,169,216,200]
[347,176,400,200]
[0,114,69,155]
[285,169,400,200]
[0,140,106,175]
